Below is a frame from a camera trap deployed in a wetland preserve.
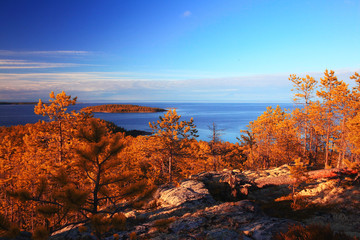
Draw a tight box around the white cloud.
[1,69,358,102]
[0,71,291,98]
[0,59,94,69]
[0,50,92,57]
[0,60,33,65]
[182,10,191,17]
[191,89,239,93]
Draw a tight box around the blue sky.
[0,0,359,102]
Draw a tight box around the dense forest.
[1,70,360,239]
[81,104,166,113]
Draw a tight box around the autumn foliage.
[240,70,360,170]
[0,92,243,237]
[1,70,360,237]
[82,104,166,113]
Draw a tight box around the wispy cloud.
[182,10,192,17]
[0,60,35,65]
[0,59,94,69]
[0,50,93,57]
[191,89,239,93]
[1,69,358,102]
[0,71,292,101]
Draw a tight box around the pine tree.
[288,158,309,209]
[317,70,340,168]
[289,74,317,163]
[238,130,256,169]
[74,118,127,215]
[34,91,92,162]
[208,122,224,171]
[244,106,299,168]
[149,109,198,182]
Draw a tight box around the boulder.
[154,180,215,208]
[190,170,258,201]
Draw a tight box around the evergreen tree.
[74,118,127,215]
[208,122,224,171]
[288,158,309,209]
[289,74,317,163]
[149,109,198,182]
[317,70,340,167]
[34,91,91,162]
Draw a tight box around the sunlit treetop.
[34,91,77,121]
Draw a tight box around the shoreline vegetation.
[82,104,167,113]
[104,120,152,137]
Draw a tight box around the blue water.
[0,102,293,143]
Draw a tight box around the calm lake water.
[0,102,293,143]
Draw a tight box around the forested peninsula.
[82,104,166,113]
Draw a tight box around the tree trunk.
[303,124,307,157]
[59,121,63,163]
[337,117,346,168]
[168,155,172,183]
[325,124,331,168]
[212,154,217,171]
[93,164,102,214]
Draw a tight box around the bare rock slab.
[154,180,215,208]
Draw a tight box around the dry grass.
[129,231,137,240]
[273,223,357,240]
[152,217,176,232]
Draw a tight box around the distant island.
[82,104,167,113]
